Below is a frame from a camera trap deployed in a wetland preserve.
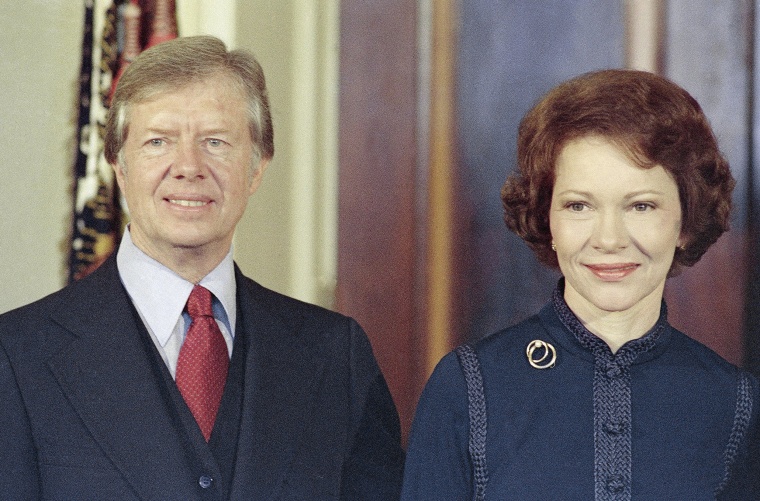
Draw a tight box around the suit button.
[199,475,213,489]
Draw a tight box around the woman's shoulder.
[666,325,752,380]
[466,311,554,372]
[426,313,543,383]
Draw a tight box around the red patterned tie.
[176,285,229,441]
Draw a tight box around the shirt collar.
[116,228,237,346]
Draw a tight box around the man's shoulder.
[235,271,353,332]
[234,272,379,373]
[0,278,86,326]
[0,258,121,337]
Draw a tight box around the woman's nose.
[591,211,629,252]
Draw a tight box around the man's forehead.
[124,88,250,140]
[131,73,245,106]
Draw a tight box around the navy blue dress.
[401,286,760,500]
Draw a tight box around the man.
[0,36,404,500]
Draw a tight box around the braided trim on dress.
[456,344,488,501]
[715,370,753,497]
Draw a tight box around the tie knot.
[186,285,214,319]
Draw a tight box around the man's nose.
[171,141,205,179]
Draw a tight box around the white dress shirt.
[116,228,237,378]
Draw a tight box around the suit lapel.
[45,259,199,500]
[229,272,329,500]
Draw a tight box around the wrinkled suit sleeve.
[340,319,405,500]
[0,340,40,498]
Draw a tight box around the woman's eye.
[149,138,164,147]
[568,202,586,212]
[208,138,223,147]
[633,202,653,212]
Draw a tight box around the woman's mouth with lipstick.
[585,263,639,281]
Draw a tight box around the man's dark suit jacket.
[0,256,404,500]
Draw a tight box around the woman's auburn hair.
[501,69,735,275]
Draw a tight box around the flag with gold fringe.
[69,0,177,282]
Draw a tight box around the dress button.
[605,365,622,378]
[604,421,625,435]
[606,474,625,493]
[199,475,213,489]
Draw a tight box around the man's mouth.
[167,199,209,207]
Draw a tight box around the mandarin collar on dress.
[551,278,666,363]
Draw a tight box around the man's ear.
[248,158,270,195]
[112,161,126,191]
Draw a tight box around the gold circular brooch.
[526,340,557,369]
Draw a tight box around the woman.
[401,69,760,500]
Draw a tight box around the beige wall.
[232,0,339,309]
[0,0,338,313]
[0,2,81,313]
